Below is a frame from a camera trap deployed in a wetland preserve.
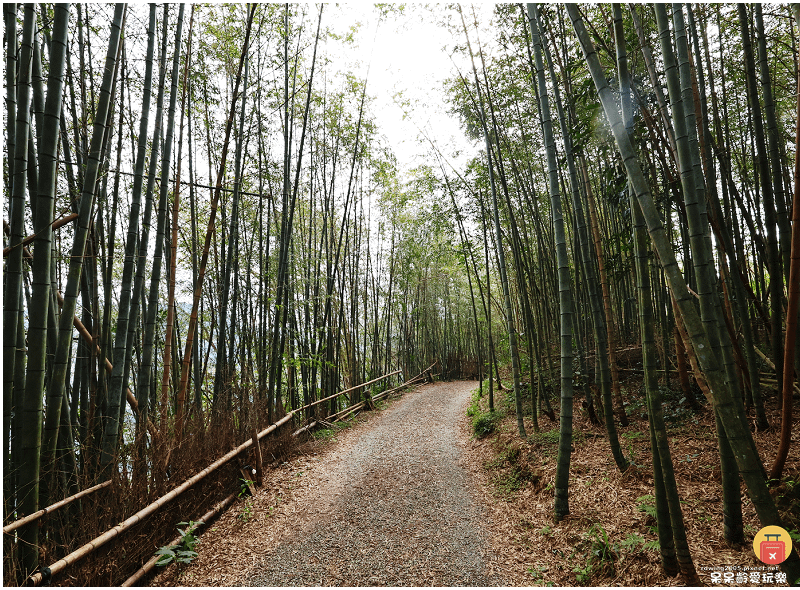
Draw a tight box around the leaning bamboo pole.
[3,481,111,535]
[11,240,143,416]
[1,212,78,257]
[28,369,402,586]
[120,492,237,587]
[54,290,141,414]
[770,42,800,477]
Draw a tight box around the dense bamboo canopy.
[3,3,800,585]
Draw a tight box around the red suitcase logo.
[759,534,785,565]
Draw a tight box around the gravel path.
[239,380,499,586]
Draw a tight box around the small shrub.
[155,520,203,567]
[574,524,617,585]
[239,478,254,497]
[472,411,498,438]
[238,497,254,522]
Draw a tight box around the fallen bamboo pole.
[29,368,402,586]
[752,349,800,396]
[760,377,800,397]
[55,290,142,416]
[3,480,112,535]
[302,369,402,412]
[120,491,237,587]
[290,421,318,438]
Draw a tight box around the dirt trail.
[157,380,502,586]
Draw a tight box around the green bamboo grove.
[3,3,800,585]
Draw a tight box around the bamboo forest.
[3,3,800,587]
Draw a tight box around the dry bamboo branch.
[2,212,78,257]
[29,410,294,586]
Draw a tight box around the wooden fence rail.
[27,368,403,586]
[3,480,112,535]
[120,491,238,587]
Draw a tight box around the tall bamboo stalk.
[161,5,195,433]
[9,5,36,577]
[567,6,800,581]
[175,4,257,441]
[529,3,573,520]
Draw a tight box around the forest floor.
[465,366,799,587]
[149,373,799,587]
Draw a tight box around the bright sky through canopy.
[328,4,496,179]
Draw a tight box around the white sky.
[325,4,497,181]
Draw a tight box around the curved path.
[237,380,499,586]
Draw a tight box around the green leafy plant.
[573,563,592,585]
[472,411,498,438]
[527,564,553,586]
[621,532,657,554]
[238,498,253,522]
[621,532,644,551]
[627,440,637,464]
[574,524,617,585]
[238,478,254,498]
[155,520,203,567]
[636,495,657,519]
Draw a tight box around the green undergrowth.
[528,428,586,458]
[569,523,661,586]
[467,385,503,438]
[492,463,535,495]
[312,419,351,441]
[571,524,617,585]
[485,437,539,497]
